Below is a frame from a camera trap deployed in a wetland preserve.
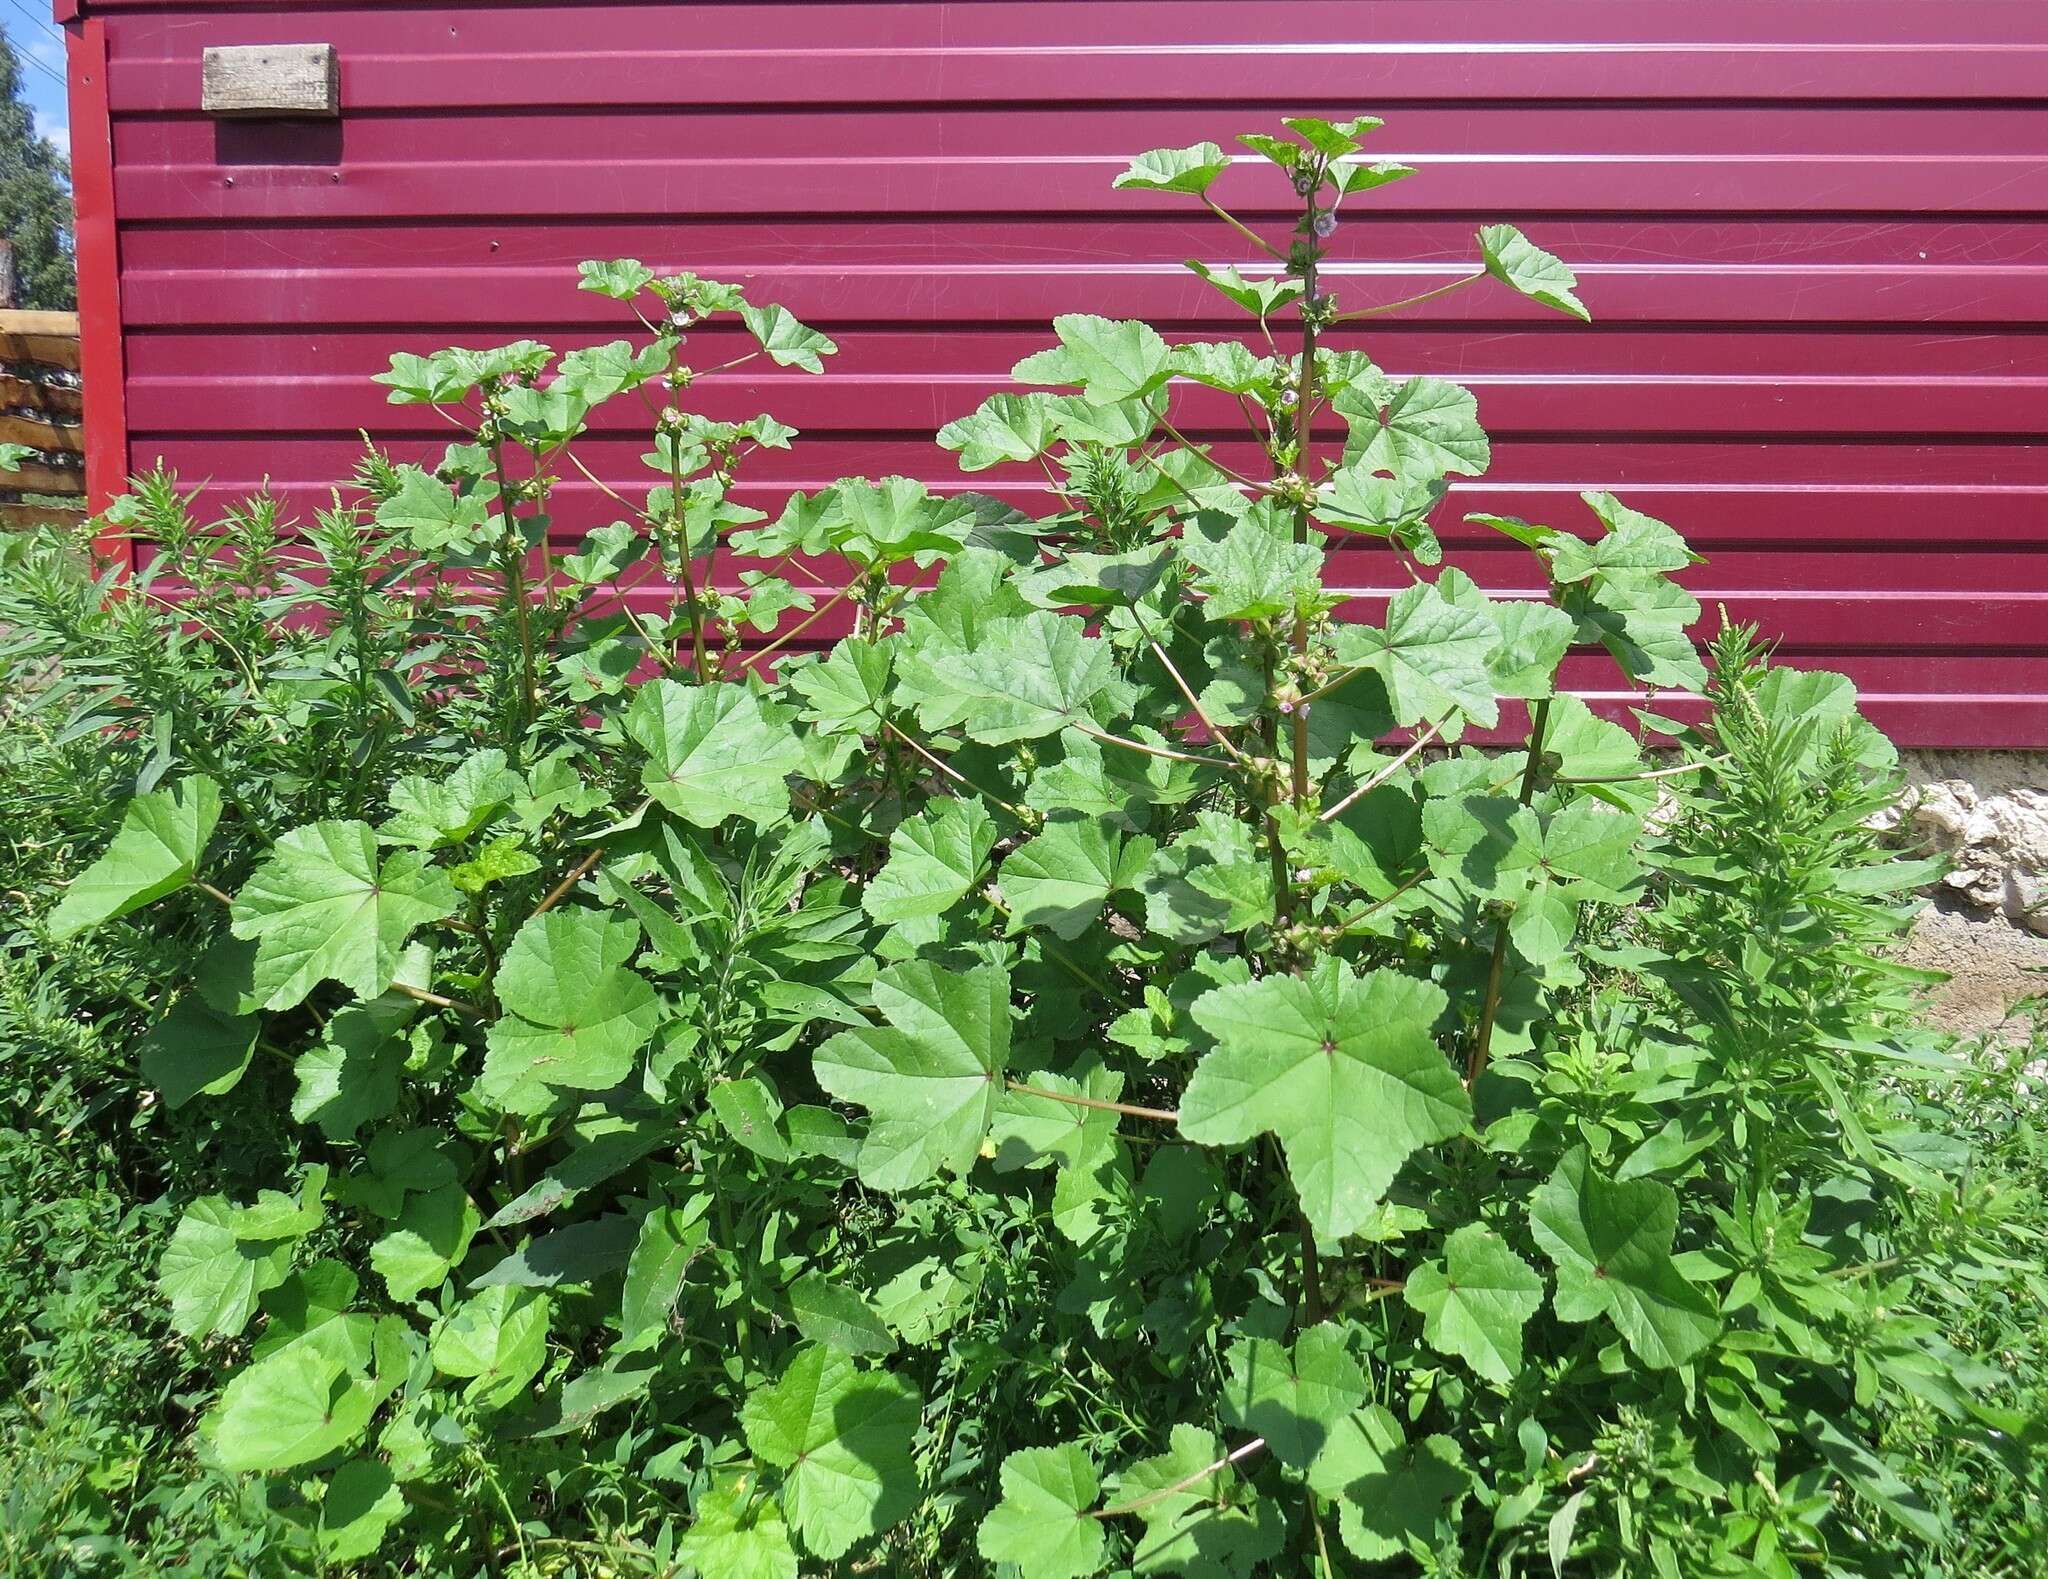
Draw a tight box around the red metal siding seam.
[66,14,131,562]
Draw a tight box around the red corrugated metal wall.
[65,0,2048,746]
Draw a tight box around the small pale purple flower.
[1312,212,1339,240]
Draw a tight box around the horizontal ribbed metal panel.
[82,0,2048,745]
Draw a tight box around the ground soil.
[1901,897,2048,1038]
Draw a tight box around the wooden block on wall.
[202,44,340,118]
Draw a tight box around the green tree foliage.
[0,31,74,310]
[1,116,2041,1576]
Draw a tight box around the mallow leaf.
[48,775,221,939]
[999,814,1153,940]
[938,391,1062,471]
[140,995,257,1109]
[864,797,1000,925]
[1186,260,1305,318]
[577,257,657,300]
[209,1314,405,1473]
[478,909,661,1114]
[1332,581,1502,729]
[813,960,1010,1190]
[787,1274,895,1356]
[1314,462,1447,539]
[1530,1147,1718,1367]
[373,466,491,553]
[1284,113,1382,156]
[380,748,523,849]
[554,337,668,404]
[159,1194,306,1339]
[1551,492,1697,583]
[977,1443,1107,1579]
[740,1345,922,1559]
[1309,1406,1468,1562]
[1013,314,1173,404]
[1185,517,1325,623]
[1477,224,1590,322]
[897,611,1123,745]
[1114,140,1231,194]
[368,1183,479,1302]
[1219,1324,1369,1467]
[429,1286,550,1409]
[789,638,894,737]
[230,822,458,1010]
[1181,958,1468,1240]
[676,1472,798,1579]
[291,995,412,1140]
[1336,373,1490,481]
[739,302,837,373]
[627,679,803,829]
[1404,1223,1544,1384]
[1112,1423,1284,1577]
[316,1459,407,1564]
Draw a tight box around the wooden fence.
[0,310,86,531]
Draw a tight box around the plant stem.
[1556,756,1728,786]
[1204,198,1285,260]
[530,799,651,919]
[488,436,538,745]
[1468,697,1552,1086]
[1300,1224,1325,1324]
[1332,271,1485,322]
[745,581,857,672]
[1093,1437,1267,1518]
[1004,1080,1179,1125]
[1312,1506,1336,1579]
[195,880,234,906]
[884,720,1030,820]
[982,893,1116,999]
[664,438,711,679]
[1073,723,1226,768]
[561,445,641,519]
[1131,607,1243,761]
[1318,725,1440,824]
[1156,412,1260,486]
[390,980,486,1018]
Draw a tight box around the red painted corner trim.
[67,15,129,566]
[51,1,80,24]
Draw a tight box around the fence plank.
[1,460,87,495]
[0,375,83,418]
[0,311,83,372]
[0,414,83,453]
[0,502,87,531]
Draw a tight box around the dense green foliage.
[0,32,74,312]
[3,119,2043,1576]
